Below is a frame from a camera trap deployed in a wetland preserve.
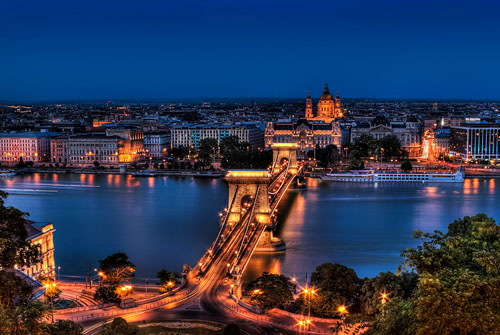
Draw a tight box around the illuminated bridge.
[195,143,303,297]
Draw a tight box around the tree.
[170,146,189,160]
[94,285,120,304]
[94,252,135,303]
[360,272,417,316]
[370,214,500,335]
[400,160,413,172]
[223,323,241,335]
[365,297,417,335]
[348,158,365,170]
[0,191,40,269]
[100,317,138,335]
[0,191,51,334]
[316,144,341,168]
[45,320,83,335]
[310,263,362,317]
[156,269,181,293]
[377,135,407,161]
[17,157,26,169]
[245,272,296,312]
[351,134,377,159]
[93,160,100,168]
[198,138,218,167]
[402,214,500,335]
[98,252,135,285]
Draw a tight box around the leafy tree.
[220,135,271,169]
[348,158,365,170]
[156,269,181,293]
[170,146,189,160]
[400,160,413,172]
[17,157,26,168]
[0,191,51,334]
[351,134,377,159]
[93,160,100,168]
[45,320,83,335]
[94,285,120,304]
[310,263,362,317]
[365,297,417,335]
[94,252,135,303]
[99,317,138,335]
[98,252,135,285]
[378,135,403,160]
[245,272,296,312]
[0,191,40,269]
[316,144,341,168]
[223,323,241,335]
[198,138,218,167]
[360,272,417,316]
[401,214,500,335]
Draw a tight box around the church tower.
[305,93,313,118]
[317,83,334,118]
[334,91,343,118]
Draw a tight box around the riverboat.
[321,169,464,183]
[0,170,15,178]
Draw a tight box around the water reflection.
[0,173,498,280]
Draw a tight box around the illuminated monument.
[265,83,342,155]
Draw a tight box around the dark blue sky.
[1,0,500,102]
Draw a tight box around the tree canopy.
[369,214,500,335]
[245,272,296,312]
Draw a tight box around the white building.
[144,132,170,158]
[0,132,52,164]
[171,124,263,149]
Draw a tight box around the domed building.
[264,83,343,156]
[308,83,343,120]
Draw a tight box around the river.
[1,173,499,283]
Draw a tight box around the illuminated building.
[306,83,343,121]
[265,84,343,155]
[350,116,422,157]
[450,123,500,160]
[171,124,263,149]
[0,132,51,164]
[105,126,144,162]
[68,134,124,167]
[264,119,341,153]
[50,136,69,164]
[144,132,170,158]
[21,221,56,279]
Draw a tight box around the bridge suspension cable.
[230,185,259,274]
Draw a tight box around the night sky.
[1,0,500,101]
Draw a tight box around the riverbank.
[11,168,226,178]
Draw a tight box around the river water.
[1,173,498,282]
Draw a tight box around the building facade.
[21,221,56,279]
[450,124,500,160]
[144,132,170,158]
[105,126,144,162]
[171,124,264,149]
[305,83,343,121]
[50,136,69,164]
[68,134,124,167]
[350,116,422,157]
[264,118,341,154]
[0,132,51,164]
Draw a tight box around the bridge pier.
[255,229,286,252]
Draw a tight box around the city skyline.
[2,0,500,102]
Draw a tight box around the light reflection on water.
[0,173,499,281]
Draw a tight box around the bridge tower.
[271,143,298,175]
[225,170,272,227]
